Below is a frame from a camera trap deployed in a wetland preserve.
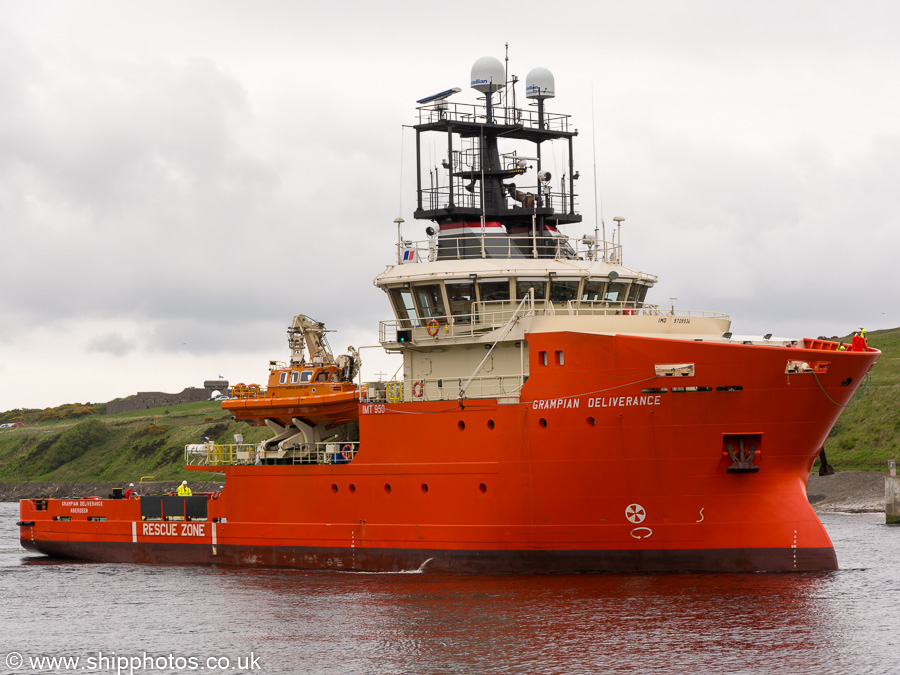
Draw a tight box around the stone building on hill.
[106,379,229,414]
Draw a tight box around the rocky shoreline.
[0,471,887,512]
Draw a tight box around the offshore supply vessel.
[18,56,879,572]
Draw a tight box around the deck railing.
[379,302,729,345]
[185,442,359,467]
[397,232,622,265]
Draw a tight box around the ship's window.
[390,287,420,328]
[384,483,392,494]
[279,372,288,384]
[549,279,580,302]
[300,370,313,383]
[516,278,547,300]
[628,284,649,304]
[539,418,548,428]
[487,419,495,430]
[582,279,606,301]
[555,350,565,365]
[478,278,510,302]
[539,350,548,366]
[414,284,446,320]
[446,281,476,323]
[587,416,597,426]
[479,483,487,493]
[290,371,300,384]
[605,281,629,302]
[421,483,429,494]
[458,420,466,431]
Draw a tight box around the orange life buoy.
[341,444,353,461]
[426,318,440,336]
[412,380,424,398]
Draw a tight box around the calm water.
[1,502,898,675]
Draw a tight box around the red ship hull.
[18,334,877,573]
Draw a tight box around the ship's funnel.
[471,57,505,94]
[526,67,555,99]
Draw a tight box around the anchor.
[726,437,760,473]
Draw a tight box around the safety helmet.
[182,480,188,485]
[129,483,134,486]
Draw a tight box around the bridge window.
[627,283,649,304]
[446,281,476,323]
[516,278,547,300]
[300,370,313,383]
[582,279,606,301]
[478,278,510,302]
[605,281,629,302]
[290,371,299,383]
[389,287,420,328]
[549,279,580,302]
[414,284,446,320]
[279,372,288,384]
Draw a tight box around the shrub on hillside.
[41,419,110,472]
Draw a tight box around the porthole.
[487,419,495,430]
[841,377,853,387]
[349,484,356,493]
[384,483,392,494]
[479,483,487,493]
[421,483,429,494]
[587,416,597,426]
[458,420,466,431]
[539,418,548,428]
[331,484,338,493]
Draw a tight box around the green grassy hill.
[0,401,270,483]
[0,328,897,481]
[822,327,900,470]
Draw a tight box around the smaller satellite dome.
[471,56,505,94]
[526,67,555,100]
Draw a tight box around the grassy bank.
[0,327,896,481]
[822,327,900,470]
[0,401,269,483]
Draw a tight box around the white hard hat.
[182,480,187,485]
[129,483,134,486]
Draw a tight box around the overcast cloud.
[1,1,898,411]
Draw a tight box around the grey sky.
[1,1,897,410]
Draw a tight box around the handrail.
[185,442,359,467]
[379,302,729,345]
[397,232,620,264]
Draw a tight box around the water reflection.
[2,507,899,675]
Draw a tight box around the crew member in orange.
[851,327,868,352]
[125,483,137,499]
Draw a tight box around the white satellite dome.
[526,67,555,100]
[470,56,505,94]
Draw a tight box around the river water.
[1,502,898,675]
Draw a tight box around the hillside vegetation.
[0,328,897,481]
[0,401,270,483]
[822,327,900,470]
